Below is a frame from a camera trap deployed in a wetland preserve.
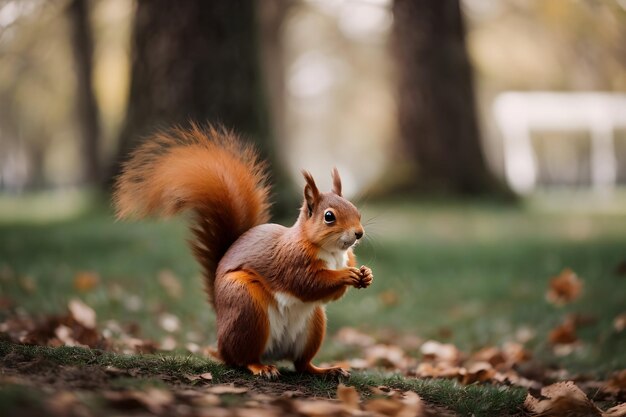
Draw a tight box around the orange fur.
[114,124,372,378]
[113,124,270,305]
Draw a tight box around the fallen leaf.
[199,372,213,381]
[158,313,180,333]
[158,269,182,298]
[524,381,601,416]
[186,342,200,353]
[68,299,96,329]
[549,316,578,345]
[73,271,100,292]
[160,335,177,351]
[472,346,506,368]
[294,399,345,416]
[515,325,537,343]
[337,384,360,410]
[334,327,375,347]
[459,361,496,385]
[415,362,461,379]
[46,391,80,415]
[205,384,248,394]
[604,370,626,396]
[364,397,405,416]
[614,313,626,333]
[604,403,626,417]
[190,393,221,407]
[400,391,426,417]
[420,340,461,363]
[104,388,174,414]
[546,268,583,306]
[365,344,408,368]
[55,325,81,347]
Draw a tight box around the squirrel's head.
[299,168,364,252]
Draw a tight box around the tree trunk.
[67,0,101,184]
[392,0,505,195]
[111,1,283,187]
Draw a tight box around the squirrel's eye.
[324,210,336,224]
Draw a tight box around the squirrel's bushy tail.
[113,124,271,305]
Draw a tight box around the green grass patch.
[0,340,526,416]
[1,191,626,414]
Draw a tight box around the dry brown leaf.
[73,271,100,292]
[158,269,182,298]
[160,335,177,351]
[55,325,82,347]
[238,408,282,417]
[459,361,496,385]
[190,393,221,407]
[604,403,626,417]
[614,313,626,333]
[158,312,180,333]
[524,381,601,417]
[46,391,79,415]
[364,397,405,416]
[365,344,408,368]
[68,299,96,329]
[183,372,213,383]
[549,316,578,345]
[337,384,360,411]
[546,268,583,306]
[604,370,626,396]
[198,372,213,381]
[502,342,532,364]
[472,347,506,368]
[205,384,248,394]
[294,399,345,416]
[104,388,174,414]
[415,362,461,379]
[420,340,461,363]
[334,327,376,347]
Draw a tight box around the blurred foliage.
[0,0,625,192]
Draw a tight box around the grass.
[1,190,626,415]
[0,340,527,416]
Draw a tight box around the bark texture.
[112,1,274,182]
[67,0,101,184]
[393,0,503,194]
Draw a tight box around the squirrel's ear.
[302,170,319,217]
[331,167,342,196]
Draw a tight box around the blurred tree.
[67,0,102,184]
[111,0,293,212]
[392,0,506,195]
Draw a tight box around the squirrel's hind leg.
[294,306,350,379]
[215,270,278,378]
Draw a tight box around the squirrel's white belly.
[263,292,319,361]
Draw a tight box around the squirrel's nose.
[355,230,363,240]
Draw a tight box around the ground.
[1,190,625,416]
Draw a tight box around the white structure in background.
[493,92,626,194]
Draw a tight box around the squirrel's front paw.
[344,267,362,288]
[358,265,373,289]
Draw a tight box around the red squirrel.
[114,124,373,379]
